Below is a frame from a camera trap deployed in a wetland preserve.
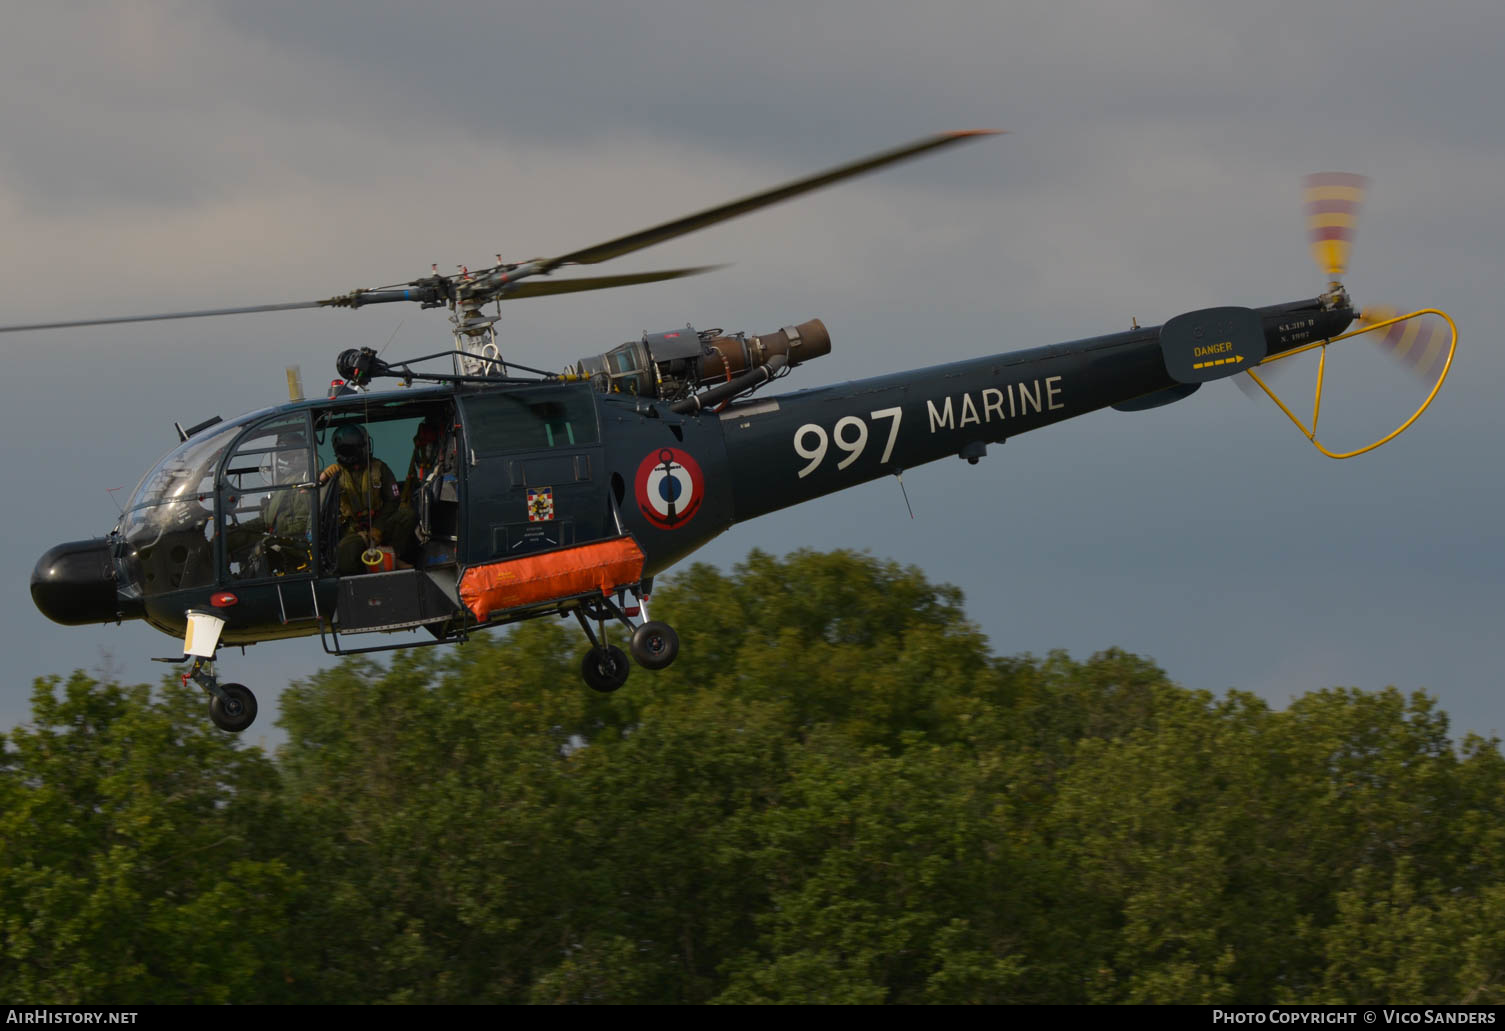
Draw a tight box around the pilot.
[320,424,416,574]
[226,431,313,577]
[260,438,313,537]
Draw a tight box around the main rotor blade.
[0,299,329,334]
[540,130,1002,270]
[501,265,725,299]
[1,132,997,335]
[0,283,442,335]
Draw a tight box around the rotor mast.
[448,264,510,379]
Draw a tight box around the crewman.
[402,413,448,507]
[319,424,416,574]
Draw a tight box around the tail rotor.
[1235,172,1457,459]
[1304,171,1369,288]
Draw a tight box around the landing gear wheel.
[581,646,631,693]
[208,683,258,733]
[630,621,680,670]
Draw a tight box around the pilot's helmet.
[261,429,310,485]
[333,425,370,469]
[415,414,444,445]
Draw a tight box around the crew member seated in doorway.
[320,424,416,574]
[403,413,449,506]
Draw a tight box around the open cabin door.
[309,396,464,638]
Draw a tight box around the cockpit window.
[222,413,312,492]
[222,413,315,581]
[117,411,266,597]
[117,422,236,597]
[127,421,239,511]
[462,385,599,456]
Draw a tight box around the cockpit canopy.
[114,394,461,598]
[117,410,274,596]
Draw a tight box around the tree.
[273,550,1037,1002]
[1044,684,1505,1003]
[0,673,303,1004]
[12,549,1502,1004]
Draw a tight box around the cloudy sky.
[2,0,1500,746]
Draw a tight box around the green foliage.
[5,548,1505,1003]
[0,674,301,1004]
[714,737,1035,1004]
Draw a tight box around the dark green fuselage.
[30,296,1351,649]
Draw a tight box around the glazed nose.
[31,539,127,626]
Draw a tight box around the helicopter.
[17,132,1456,733]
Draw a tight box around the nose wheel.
[176,654,260,733]
[208,683,259,733]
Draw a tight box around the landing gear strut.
[573,586,679,692]
[171,609,259,733]
[181,656,259,733]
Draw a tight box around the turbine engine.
[571,318,830,404]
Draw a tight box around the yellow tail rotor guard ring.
[1243,308,1457,460]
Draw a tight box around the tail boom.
[720,297,1353,524]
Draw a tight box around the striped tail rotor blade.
[1305,172,1368,278]
[1358,304,1400,333]
[1360,308,1451,381]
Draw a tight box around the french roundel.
[634,447,705,530]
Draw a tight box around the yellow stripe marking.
[1390,319,1423,358]
[1414,326,1446,374]
[1305,185,1366,203]
[1311,240,1350,276]
[1192,355,1245,370]
[1307,212,1358,230]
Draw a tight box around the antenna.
[894,470,915,519]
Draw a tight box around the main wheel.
[581,645,631,693]
[208,683,258,733]
[630,621,680,670]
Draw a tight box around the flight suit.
[225,488,314,578]
[322,459,417,574]
[261,488,311,538]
